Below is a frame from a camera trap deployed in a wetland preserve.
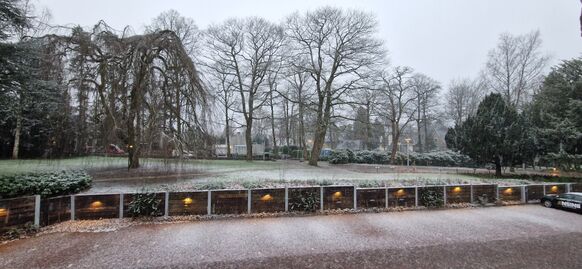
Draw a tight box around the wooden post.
[470,184,474,204]
[521,186,526,204]
[415,187,419,207]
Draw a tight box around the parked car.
[541,192,582,213]
[105,144,125,155]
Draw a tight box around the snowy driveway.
[1,205,581,268]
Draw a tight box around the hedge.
[328,150,475,167]
[0,170,92,199]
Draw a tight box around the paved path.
[1,205,582,268]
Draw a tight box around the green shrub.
[476,194,492,205]
[419,188,444,208]
[290,191,320,212]
[127,191,162,218]
[329,150,350,164]
[0,170,92,199]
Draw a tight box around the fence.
[0,183,576,232]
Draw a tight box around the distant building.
[215,130,265,157]
[335,139,364,151]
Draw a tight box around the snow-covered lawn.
[0,157,538,194]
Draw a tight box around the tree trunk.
[365,102,371,150]
[495,155,502,177]
[245,119,253,161]
[269,93,277,158]
[309,93,332,166]
[416,119,422,154]
[12,112,22,159]
[389,120,399,164]
[309,123,326,166]
[225,108,231,159]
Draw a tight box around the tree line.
[1,1,579,173]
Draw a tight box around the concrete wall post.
[34,195,41,226]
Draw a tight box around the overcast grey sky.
[39,0,581,85]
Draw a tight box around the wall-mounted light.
[396,189,405,196]
[503,188,513,195]
[332,191,343,201]
[550,186,558,193]
[0,208,7,217]
[183,197,193,206]
[90,201,103,210]
[260,194,273,202]
[452,187,462,193]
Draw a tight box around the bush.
[2,222,39,240]
[328,149,474,167]
[329,150,350,164]
[419,188,444,208]
[289,191,320,212]
[0,170,92,199]
[127,191,162,218]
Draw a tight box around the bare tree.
[445,78,485,127]
[281,65,314,160]
[411,73,440,153]
[285,7,384,166]
[205,18,284,161]
[485,30,549,108]
[378,67,417,163]
[205,62,237,158]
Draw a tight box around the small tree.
[451,93,521,177]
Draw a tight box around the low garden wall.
[0,183,577,232]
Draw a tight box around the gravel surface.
[1,205,581,268]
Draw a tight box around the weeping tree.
[57,22,206,168]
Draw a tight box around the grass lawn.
[0,157,553,194]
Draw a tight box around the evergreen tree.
[528,58,582,169]
[450,93,521,177]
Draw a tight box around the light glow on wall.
[90,201,103,210]
[503,188,513,195]
[260,194,273,202]
[183,197,193,206]
[0,208,7,217]
[332,191,342,201]
[550,186,558,193]
[396,189,405,196]
[452,187,462,193]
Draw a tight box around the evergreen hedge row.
[0,170,92,199]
